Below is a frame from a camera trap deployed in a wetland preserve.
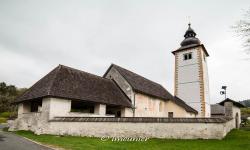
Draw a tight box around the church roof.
[104,64,173,101]
[180,23,201,47]
[211,104,225,115]
[14,65,132,107]
[219,98,245,108]
[172,96,198,114]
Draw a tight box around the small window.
[183,52,192,60]
[71,101,94,113]
[106,105,121,117]
[30,100,42,112]
[168,112,174,118]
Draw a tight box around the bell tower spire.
[172,24,211,117]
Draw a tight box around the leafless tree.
[233,8,250,52]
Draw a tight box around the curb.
[21,136,60,150]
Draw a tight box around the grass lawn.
[12,129,250,150]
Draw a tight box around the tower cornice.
[172,44,209,57]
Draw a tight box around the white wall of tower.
[175,46,210,117]
[200,48,211,117]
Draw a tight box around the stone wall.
[10,97,235,139]
[10,114,235,139]
[46,118,235,139]
[232,106,241,128]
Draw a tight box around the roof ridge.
[112,64,164,87]
[104,63,174,101]
[59,64,111,82]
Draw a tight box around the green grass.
[12,129,250,150]
[0,117,7,123]
[0,112,11,118]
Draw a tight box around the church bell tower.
[172,23,211,117]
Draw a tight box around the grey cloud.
[0,0,250,104]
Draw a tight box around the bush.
[0,117,6,123]
[0,112,11,118]
[241,108,250,115]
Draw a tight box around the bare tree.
[233,8,250,52]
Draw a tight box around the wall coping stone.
[50,117,233,123]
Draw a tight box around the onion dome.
[180,23,201,47]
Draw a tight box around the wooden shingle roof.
[104,64,173,101]
[211,104,225,115]
[15,65,132,107]
[172,96,198,114]
[219,98,245,108]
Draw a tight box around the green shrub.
[241,108,250,115]
[247,120,250,125]
[0,112,11,118]
[0,117,7,123]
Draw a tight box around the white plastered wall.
[134,93,196,117]
[175,47,210,117]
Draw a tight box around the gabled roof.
[219,98,245,108]
[104,64,173,101]
[211,104,225,115]
[172,96,198,114]
[15,65,132,107]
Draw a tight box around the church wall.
[104,67,134,105]
[200,47,211,117]
[121,107,133,117]
[165,100,196,117]
[175,48,201,113]
[134,92,195,117]
[232,106,241,128]
[134,93,168,117]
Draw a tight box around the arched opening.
[235,113,239,128]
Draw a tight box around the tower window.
[183,53,192,60]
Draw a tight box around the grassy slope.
[13,129,250,150]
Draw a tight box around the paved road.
[0,124,52,150]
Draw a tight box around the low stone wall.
[9,116,235,139]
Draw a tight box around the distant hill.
[240,99,250,107]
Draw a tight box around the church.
[13,24,205,118]
[9,24,244,139]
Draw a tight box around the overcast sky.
[0,0,249,104]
